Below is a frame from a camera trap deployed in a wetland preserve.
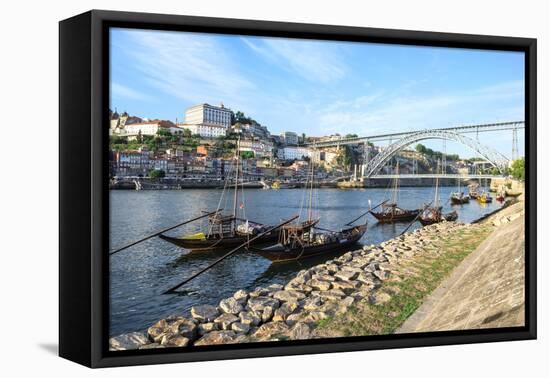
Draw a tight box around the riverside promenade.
[398,199,525,333]
[109,198,525,350]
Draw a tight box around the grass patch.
[315,224,492,337]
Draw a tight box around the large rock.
[325,263,340,274]
[302,296,323,311]
[191,305,220,322]
[219,297,244,315]
[194,331,236,346]
[272,302,296,322]
[290,322,311,340]
[285,312,304,326]
[357,272,376,285]
[247,296,280,312]
[109,332,149,351]
[267,283,284,291]
[214,313,239,330]
[308,278,332,291]
[296,270,312,281]
[198,322,217,335]
[313,274,336,282]
[147,319,169,343]
[261,306,274,323]
[239,311,261,326]
[160,333,190,347]
[253,322,290,340]
[287,275,307,286]
[147,317,197,343]
[284,283,313,293]
[318,289,347,301]
[231,322,251,334]
[331,280,357,294]
[249,287,270,298]
[273,290,306,302]
[172,318,198,340]
[233,289,249,304]
[334,269,360,281]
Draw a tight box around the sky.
[110,28,525,159]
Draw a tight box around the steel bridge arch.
[364,129,509,178]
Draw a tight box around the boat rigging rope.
[209,163,234,236]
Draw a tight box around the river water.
[109,185,502,336]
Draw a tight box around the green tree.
[510,158,525,180]
[156,128,172,137]
[240,150,255,159]
[415,144,427,154]
[110,135,126,145]
[148,169,165,179]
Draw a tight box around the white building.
[281,131,299,146]
[239,139,274,158]
[119,121,182,140]
[277,146,314,161]
[180,103,234,138]
[180,124,227,138]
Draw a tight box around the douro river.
[109,186,502,336]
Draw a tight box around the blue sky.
[110,28,525,158]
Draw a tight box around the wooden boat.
[370,203,420,223]
[160,137,316,251]
[450,178,470,205]
[159,216,316,251]
[468,183,480,199]
[419,167,458,226]
[249,146,368,262]
[419,208,458,226]
[477,192,493,203]
[248,221,367,262]
[450,192,470,205]
[369,162,420,223]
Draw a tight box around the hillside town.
[109,102,488,187]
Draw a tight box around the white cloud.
[110,82,153,102]
[118,29,255,107]
[316,80,525,136]
[242,37,347,83]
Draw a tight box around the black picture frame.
[59,9,537,368]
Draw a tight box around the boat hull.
[369,209,420,223]
[159,230,279,251]
[419,210,458,226]
[248,224,367,262]
[450,196,470,205]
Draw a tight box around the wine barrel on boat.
[369,203,420,223]
[248,221,368,263]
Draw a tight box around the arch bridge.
[363,129,509,178]
[304,121,523,179]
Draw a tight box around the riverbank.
[109,198,524,350]
[110,177,470,190]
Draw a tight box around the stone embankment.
[109,200,524,350]
[398,200,525,333]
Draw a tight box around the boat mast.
[392,160,399,204]
[308,146,315,222]
[233,135,240,219]
[434,159,440,207]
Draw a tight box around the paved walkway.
[398,202,525,333]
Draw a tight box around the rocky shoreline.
[109,202,517,351]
